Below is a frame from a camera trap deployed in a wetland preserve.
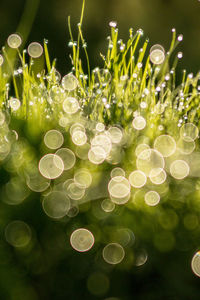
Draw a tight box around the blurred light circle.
[111,167,125,178]
[70,123,85,135]
[5,220,31,247]
[74,168,92,188]
[67,182,85,200]
[150,44,165,65]
[107,127,123,144]
[145,190,160,206]
[102,243,125,264]
[170,160,189,180]
[70,228,94,252]
[72,130,87,146]
[62,74,79,91]
[88,146,106,164]
[7,34,22,48]
[154,135,176,157]
[132,116,146,130]
[136,149,165,177]
[101,199,115,212]
[26,172,50,192]
[180,123,199,142]
[63,97,79,114]
[135,249,148,266]
[191,251,200,277]
[135,143,150,157]
[39,154,64,179]
[177,138,195,155]
[91,134,112,155]
[108,176,130,198]
[28,42,43,58]
[55,148,76,170]
[42,191,70,218]
[96,122,105,132]
[129,170,147,188]
[44,130,64,150]
[149,168,167,185]
[5,177,30,205]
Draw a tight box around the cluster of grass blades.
[1,3,200,300]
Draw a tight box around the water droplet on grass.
[28,42,43,58]
[70,228,94,252]
[7,34,22,48]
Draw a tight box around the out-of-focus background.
[1,0,200,75]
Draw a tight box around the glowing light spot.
[154,135,176,157]
[70,228,94,252]
[9,98,21,111]
[177,138,195,155]
[111,167,125,178]
[170,160,189,180]
[109,21,117,28]
[191,251,200,277]
[67,182,85,200]
[72,130,87,146]
[96,122,105,132]
[42,191,70,218]
[74,169,92,188]
[39,154,64,179]
[55,148,76,170]
[102,243,125,264]
[132,116,146,130]
[44,130,64,150]
[135,144,150,157]
[177,52,183,59]
[88,146,107,164]
[62,74,78,91]
[7,34,22,48]
[63,97,79,114]
[108,176,130,204]
[28,42,43,58]
[145,190,160,206]
[0,55,4,66]
[129,170,147,188]
[150,44,165,65]
[177,34,183,41]
[107,127,123,144]
[136,149,165,177]
[180,123,199,142]
[101,199,115,212]
[149,168,166,185]
[5,220,31,247]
